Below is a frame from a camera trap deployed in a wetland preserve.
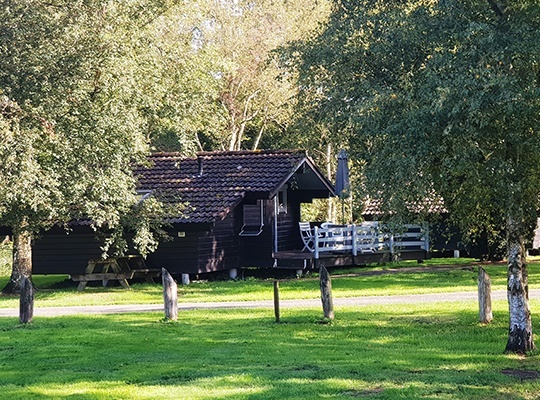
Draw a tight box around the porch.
[272,222,429,269]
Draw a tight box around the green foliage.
[154,0,332,151]
[0,1,176,261]
[288,0,540,241]
[0,242,10,277]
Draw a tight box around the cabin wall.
[32,226,103,275]
[146,215,242,275]
[238,199,274,268]
[197,212,239,273]
[276,199,301,251]
[145,228,200,274]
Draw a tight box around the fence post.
[162,268,178,321]
[478,267,493,324]
[273,280,280,323]
[181,273,190,285]
[314,226,320,259]
[423,224,430,252]
[352,224,357,256]
[318,262,334,320]
[19,276,34,324]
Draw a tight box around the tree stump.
[478,267,493,324]
[19,276,34,324]
[162,268,178,321]
[319,263,334,320]
[273,280,280,323]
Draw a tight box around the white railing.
[312,222,429,259]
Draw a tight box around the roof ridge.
[196,149,305,157]
[147,149,307,160]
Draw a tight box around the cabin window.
[278,185,288,214]
[239,200,264,236]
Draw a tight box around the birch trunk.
[1,227,33,294]
[505,216,535,353]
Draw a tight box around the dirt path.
[1,288,538,318]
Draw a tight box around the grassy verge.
[0,300,538,399]
[0,257,536,309]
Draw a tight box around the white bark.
[505,217,535,353]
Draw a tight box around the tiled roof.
[134,150,309,224]
[362,195,447,216]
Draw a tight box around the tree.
[289,0,540,353]
[149,0,331,152]
[0,0,167,293]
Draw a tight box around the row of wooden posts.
[18,265,493,324]
[149,265,337,323]
[163,264,492,324]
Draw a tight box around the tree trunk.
[2,227,33,294]
[326,143,334,222]
[505,216,535,353]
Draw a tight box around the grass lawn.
[1,247,540,399]
[0,301,539,399]
[0,256,529,309]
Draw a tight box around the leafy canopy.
[290,0,540,240]
[0,0,171,256]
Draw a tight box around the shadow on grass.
[0,305,538,399]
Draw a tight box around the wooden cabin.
[32,150,335,276]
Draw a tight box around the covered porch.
[273,222,430,269]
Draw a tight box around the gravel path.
[2,288,539,318]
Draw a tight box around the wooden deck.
[272,249,428,269]
[273,223,429,269]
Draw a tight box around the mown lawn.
[1,247,540,399]
[0,301,539,399]
[0,255,527,309]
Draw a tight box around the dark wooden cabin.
[32,150,335,276]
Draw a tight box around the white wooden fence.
[312,222,429,260]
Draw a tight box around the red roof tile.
[362,195,447,216]
[134,150,311,224]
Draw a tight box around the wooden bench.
[71,256,161,291]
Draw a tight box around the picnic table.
[71,255,161,291]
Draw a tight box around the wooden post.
[314,226,320,259]
[162,268,178,321]
[19,276,34,324]
[478,267,493,324]
[181,273,190,285]
[319,263,334,320]
[273,280,280,323]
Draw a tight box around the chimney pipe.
[197,156,203,176]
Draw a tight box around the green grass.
[0,257,534,309]
[0,300,539,399]
[1,256,540,398]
